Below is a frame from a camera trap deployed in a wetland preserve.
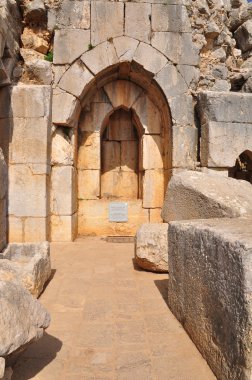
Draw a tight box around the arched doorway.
[77,77,170,237]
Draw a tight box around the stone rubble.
[162,170,252,222]
[0,242,51,298]
[135,223,169,273]
[0,271,50,361]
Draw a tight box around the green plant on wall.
[45,51,53,62]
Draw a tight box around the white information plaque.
[109,202,128,222]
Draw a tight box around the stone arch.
[51,38,193,239]
[52,38,187,130]
[229,150,252,183]
[77,77,170,236]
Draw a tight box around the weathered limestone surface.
[48,0,90,30]
[172,125,197,168]
[51,128,74,166]
[198,91,252,124]
[50,213,77,242]
[133,42,168,75]
[0,271,50,358]
[53,29,90,65]
[142,135,163,170]
[162,171,252,222]
[198,92,252,167]
[59,61,94,99]
[143,169,164,209]
[152,32,199,66]
[168,218,252,380]
[104,80,143,109]
[152,4,191,33]
[91,1,124,46]
[1,242,51,298]
[113,36,139,62]
[234,19,252,53]
[135,223,168,273]
[52,89,81,127]
[155,64,188,98]
[81,42,118,76]
[9,164,48,218]
[125,3,151,43]
[51,166,77,216]
[7,86,51,243]
[9,117,50,165]
[78,199,149,237]
[10,85,51,118]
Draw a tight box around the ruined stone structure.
[1,0,252,378]
[1,0,252,243]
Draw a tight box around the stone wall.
[5,85,52,243]
[50,0,198,238]
[0,0,251,240]
[198,91,252,173]
[168,217,252,380]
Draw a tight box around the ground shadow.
[132,257,146,272]
[154,279,169,307]
[11,333,62,380]
[39,269,57,298]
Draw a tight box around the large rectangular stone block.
[143,169,164,208]
[9,117,50,165]
[24,217,48,242]
[201,121,252,167]
[142,135,163,170]
[101,170,138,200]
[172,125,197,168]
[9,164,48,218]
[78,132,100,170]
[168,218,252,380]
[51,213,77,242]
[125,3,151,43]
[91,2,124,45]
[198,91,252,124]
[51,166,77,216]
[54,29,90,65]
[198,91,252,167]
[152,4,191,33]
[78,169,100,200]
[49,0,90,30]
[11,85,51,118]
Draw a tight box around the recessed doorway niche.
[77,79,171,237]
[101,108,141,201]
